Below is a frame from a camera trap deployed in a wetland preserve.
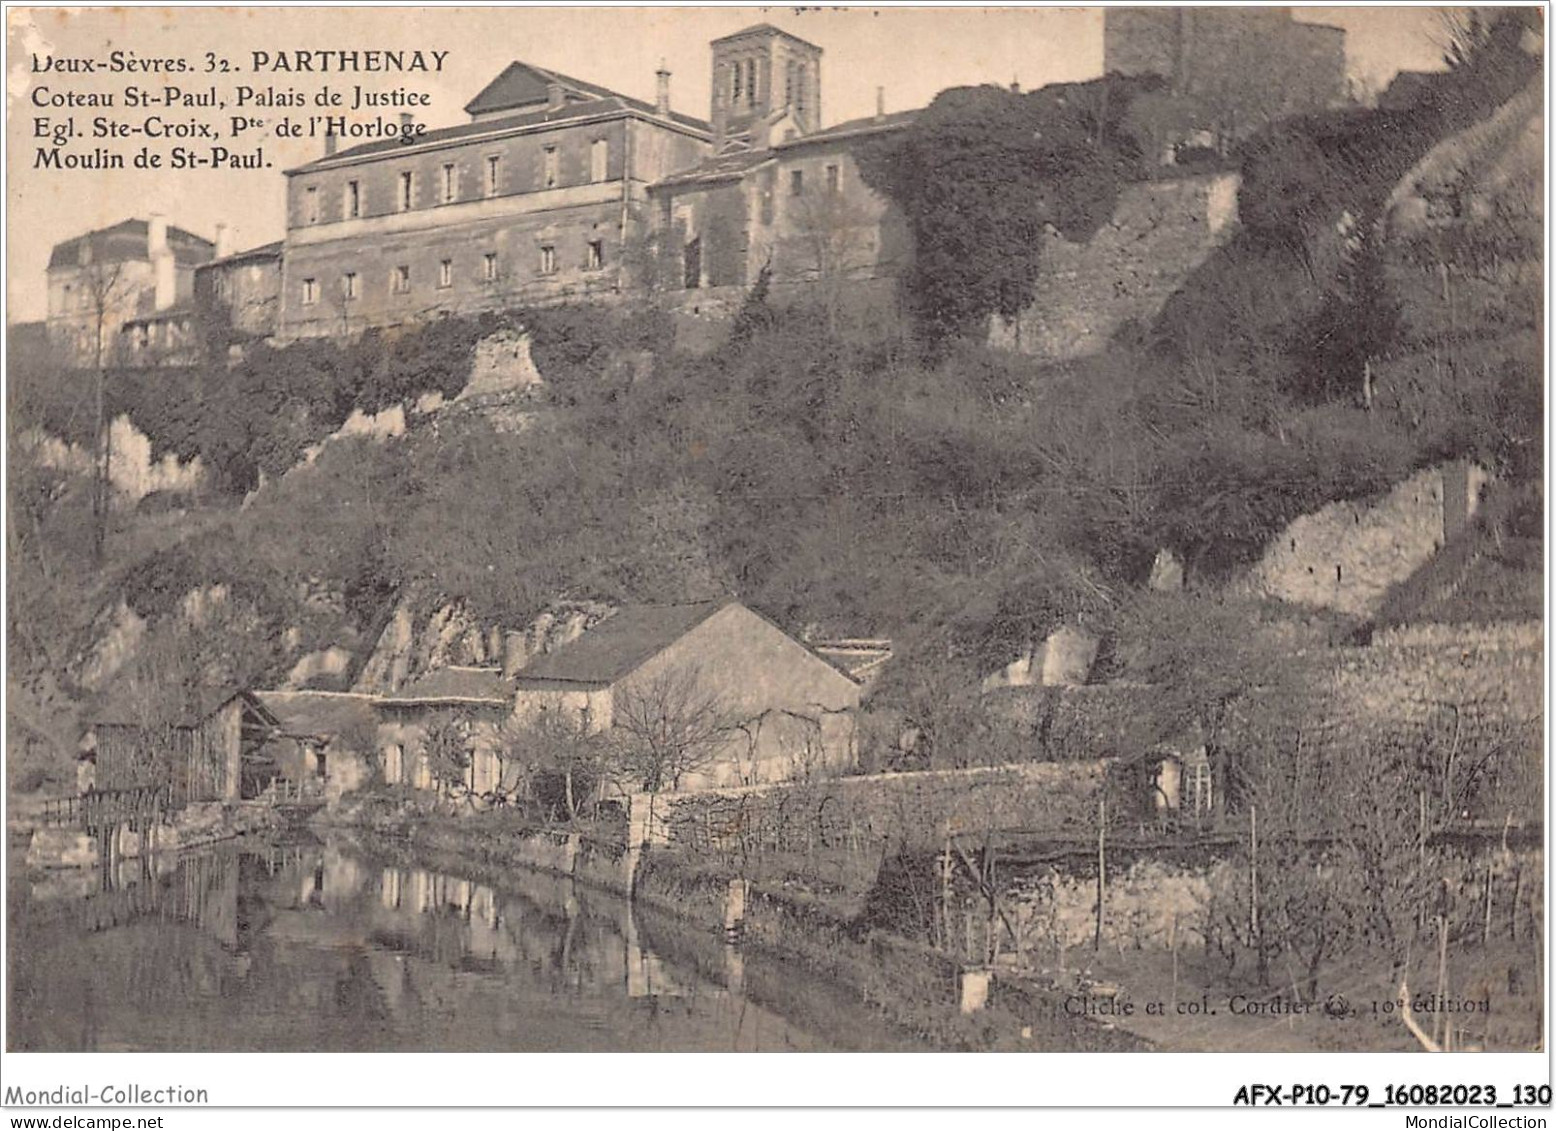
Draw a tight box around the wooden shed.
[93,690,282,806]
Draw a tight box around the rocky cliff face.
[1385,77,1542,236]
[70,600,148,693]
[24,417,205,504]
[352,595,617,693]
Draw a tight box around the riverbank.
[314,791,1144,1052]
[18,797,304,870]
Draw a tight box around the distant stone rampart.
[988,172,1240,360]
[1242,462,1490,617]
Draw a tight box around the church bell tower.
[709,24,822,151]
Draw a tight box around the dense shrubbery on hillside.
[8,15,1540,779]
[1159,27,1538,377]
[7,306,670,495]
[855,74,1163,343]
[90,274,1527,691]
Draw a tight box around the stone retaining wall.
[1323,622,1542,822]
[988,173,1240,360]
[981,844,1541,957]
[1243,463,1490,616]
[638,760,1111,858]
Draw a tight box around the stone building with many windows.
[271,16,1343,348]
[274,23,905,340]
[277,61,713,339]
[46,216,215,365]
[194,240,284,346]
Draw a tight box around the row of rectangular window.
[303,139,609,225]
[790,164,840,196]
[299,242,606,304]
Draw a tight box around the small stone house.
[375,666,519,798]
[513,599,862,792]
[252,690,381,802]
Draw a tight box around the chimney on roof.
[148,213,168,257]
[324,129,338,157]
[1010,76,1022,94]
[655,59,672,117]
[874,86,886,123]
[399,111,414,130]
[148,213,175,311]
[214,222,233,260]
[546,81,565,111]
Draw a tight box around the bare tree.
[511,706,609,820]
[74,259,134,566]
[421,711,475,801]
[610,666,738,793]
[783,187,878,336]
[1123,592,1315,809]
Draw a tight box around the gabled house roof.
[465,60,709,130]
[775,108,919,149]
[48,219,215,270]
[469,60,710,130]
[653,147,776,189]
[121,299,197,327]
[654,107,918,190]
[515,600,732,687]
[466,61,615,116]
[93,687,277,732]
[809,641,893,683]
[380,665,515,707]
[253,690,379,742]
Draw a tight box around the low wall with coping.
[632,760,1112,857]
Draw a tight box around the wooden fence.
[80,785,171,836]
[39,786,173,833]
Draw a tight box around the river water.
[7,836,930,1052]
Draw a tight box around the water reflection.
[8,838,917,1052]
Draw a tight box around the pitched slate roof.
[516,601,730,686]
[253,690,379,741]
[294,95,708,172]
[48,219,215,270]
[93,687,274,730]
[775,108,919,148]
[202,240,283,268]
[381,666,515,706]
[810,642,893,683]
[655,108,919,190]
[710,23,820,49]
[464,61,607,116]
[121,299,197,326]
[465,60,709,130]
[653,147,776,189]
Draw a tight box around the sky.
[5,5,1453,324]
